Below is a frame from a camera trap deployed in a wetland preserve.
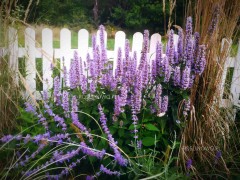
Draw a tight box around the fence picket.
[42,28,53,90]
[8,28,18,85]
[231,40,240,106]
[149,33,161,61]
[2,27,239,113]
[113,31,126,74]
[78,29,89,58]
[24,28,36,98]
[60,28,72,85]
[132,32,143,66]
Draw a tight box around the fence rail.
[2,27,240,109]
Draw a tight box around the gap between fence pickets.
[4,27,240,109]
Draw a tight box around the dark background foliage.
[18,0,185,33]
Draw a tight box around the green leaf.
[142,137,155,146]
[128,124,140,130]
[118,128,125,137]
[109,127,117,135]
[145,124,160,131]
[142,118,153,123]
[121,113,126,119]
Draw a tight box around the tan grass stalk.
[0,1,39,134]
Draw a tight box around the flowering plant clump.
[0,17,206,179]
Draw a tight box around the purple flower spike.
[155,84,162,114]
[214,150,222,164]
[80,142,105,158]
[99,25,107,65]
[194,45,206,75]
[24,102,36,115]
[81,75,88,94]
[62,57,68,86]
[62,90,69,113]
[181,66,190,89]
[138,30,149,71]
[115,47,122,81]
[69,58,77,89]
[161,96,168,113]
[155,41,163,75]
[74,52,81,86]
[43,90,49,102]
[186,159,192,169]
[151,60,157,81]
[185,17,193,39]
[90,81,96,93]
[114,95,122,116]
[188,74,195,88]
[173,66,181,86]
[71,96,78,112]
[86,175,94,180]
[100,164,120,176]
[54,76,61,105]
[193,32,200,57]
[167,30,175,65]
[71,112,93,142]
[208,5,220,36]
[184,17,193,67]
[1,135,13,143]
[98,104,128,166]
[162,57,171,82]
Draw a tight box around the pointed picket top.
[96,28,107,48]
[149,33,161,60]
[42,28,53,90]
[25,27,36,98]
[113,31,126,73]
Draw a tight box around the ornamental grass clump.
[179,0,240,178]
[0,17,206,179]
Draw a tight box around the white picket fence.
[1,27,240,109]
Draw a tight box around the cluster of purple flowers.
[0,18,207,179]
[98,104,128,166]
[99,164,120,176]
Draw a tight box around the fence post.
[8,27,18,85]
[25,28,36,98]
[42,28,53,90]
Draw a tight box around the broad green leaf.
[109,126,117,135]
[142,137,155,146]
[128,124,140,130]
[121,113,126,119]
[145,124,160,131]
[118,128,125,137]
